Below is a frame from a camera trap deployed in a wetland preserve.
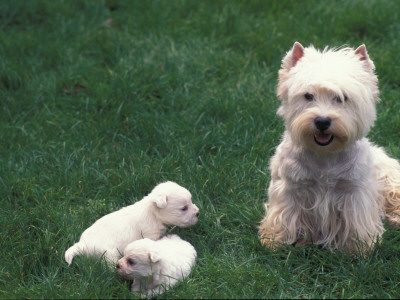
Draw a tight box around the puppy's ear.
[152,194,168,208]
[149,252,160,263]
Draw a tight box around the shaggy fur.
[117,234,197,297]
[259,42,400,252]
[65,181,199,265]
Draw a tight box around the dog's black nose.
[314,117,331,131]
[196,212,199,217]
[116,263,120,269]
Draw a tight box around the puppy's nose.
[194,205,199,217]
[116,263,120,269]
[314,117,331,131]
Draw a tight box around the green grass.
[1,0,400,298]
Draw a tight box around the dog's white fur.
[117,234,196,297]
[259,42,400,252]
[65,181,199,265]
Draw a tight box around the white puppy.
[65,181,199,265]
[117,234,197,297]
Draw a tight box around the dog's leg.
[259,179,301,248]
[131,279,141,292]
[147,284,167,298]
[372,146,400,227]
[258,204,285,249]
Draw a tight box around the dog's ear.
[278,41,304,103]
[355,44,369,61]
[152,194,168,208]
[291,41,304,67]
[281,41,304,71]
[355,44,375,71]
[149,251,160,263]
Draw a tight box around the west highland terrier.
[259,42,400,253]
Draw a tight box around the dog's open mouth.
[314,134,333,146]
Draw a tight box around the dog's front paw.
[294,238,312,247]
[259,235,283,250]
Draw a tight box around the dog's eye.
[181,205,188,211]
[304,93,314,101]
[127,259,136,266]
[335,95,348,103]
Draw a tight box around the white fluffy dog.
[259,42,400,253]
[116,234,197,297]
[65,181,199,265]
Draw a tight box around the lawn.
[1,0,400,298]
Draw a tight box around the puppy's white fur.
[65,181,199,265]
[259,42,400,252]
[117,234,197,297]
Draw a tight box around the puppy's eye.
[181,205,188,211]
[304,93,314,101]
[127,259,136,266]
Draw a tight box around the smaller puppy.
[117,234,197,297]
[65,181,199,265]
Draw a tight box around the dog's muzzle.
[314,117,333,146]
[314,134,334,146]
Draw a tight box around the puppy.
[65,181,199,265]
[259,42,400,253]
[117,234,197,297]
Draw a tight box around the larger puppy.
[65,181,199,264]
[259,42,400,252]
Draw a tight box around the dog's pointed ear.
[355,44,375,71]
[281,41,304,70]
[152,194,168,208]
[291,41,304,67]
[278,42,304,102]
[149,251,160,263]
[355,44,369,61]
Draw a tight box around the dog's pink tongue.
[315,134,332,144]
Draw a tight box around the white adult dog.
[117,234,197,297]
[259,42,400,253]
[65,181,199,265]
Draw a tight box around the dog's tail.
[65,242,84,266]
[372,145,400,227]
